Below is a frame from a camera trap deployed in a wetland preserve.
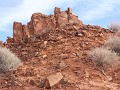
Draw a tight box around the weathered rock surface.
[13,22,23,42]
[1,7,120,90]
[45,72,63,88]
[8,7,83,43]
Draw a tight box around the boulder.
[45,72,63,88]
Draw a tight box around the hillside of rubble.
[0,7,120,90]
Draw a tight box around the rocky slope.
[0,7,120,90]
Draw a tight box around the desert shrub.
[88,47,119,71]
[0,47,21,73]
[104,36,120,55]
[108,22,120,32]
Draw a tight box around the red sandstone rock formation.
[7,7,83,43]
[3,7,120,90]
[13,22,23,42]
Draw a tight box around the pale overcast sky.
[0,0,120,41]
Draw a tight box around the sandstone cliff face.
[9,7,83,43]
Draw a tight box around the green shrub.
[88,47,119,71]
[0,47,21,73]
[104,36,120,55]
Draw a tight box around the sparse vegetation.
[108,22,120,32]
[88,47,119,71]
[0,47,21,73]
[104,36,120,55]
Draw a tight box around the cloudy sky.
[0,0,120,41]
